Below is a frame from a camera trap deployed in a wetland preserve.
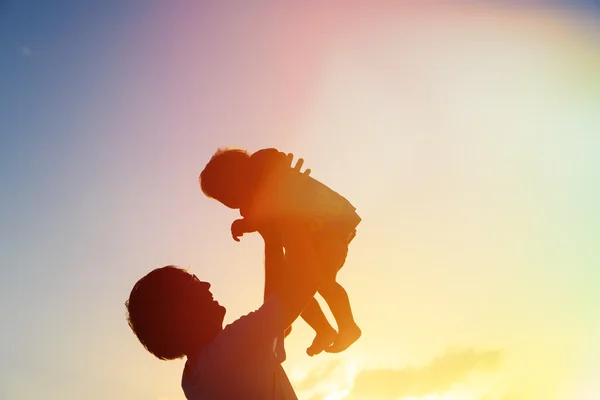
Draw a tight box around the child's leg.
[318,279,362,353]
[314,230,361,353]
[300,298,337,356]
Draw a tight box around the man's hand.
[231,218,256,242]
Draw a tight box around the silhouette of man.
[125,220,322,399]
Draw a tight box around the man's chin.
[218,305,226,319]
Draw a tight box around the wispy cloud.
[296,359,344,392]
[480,394,520,400]
[349,348,502,399]
[18,45,32,56]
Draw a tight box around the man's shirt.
[181,297,297,400]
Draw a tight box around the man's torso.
[181,298,297,400]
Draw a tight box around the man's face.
[188,274,226,323]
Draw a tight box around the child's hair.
[125,266,193,360]
[199,147,250,202]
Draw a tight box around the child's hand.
[231,219,247,242]
[232,218,260,242]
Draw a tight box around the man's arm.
[259,228,284,302]
[275,220,323,329]
[220,221,320,353]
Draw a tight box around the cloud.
[19,46,32,56]
[480,394,520,400]
[296,359,344,392]
[350,348,502,399]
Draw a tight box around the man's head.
[125,266,226,360]
[199,147,252,209]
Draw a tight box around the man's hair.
[125,266,192,360]
[199,147,250,200]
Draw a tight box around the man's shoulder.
[181,299,285,388]
[225,296,285,334]
[182,298,292,399]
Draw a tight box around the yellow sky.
[259,6,599,400]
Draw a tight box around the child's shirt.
[241,148,361,237]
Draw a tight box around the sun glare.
[401,394,459,400]
[299,359,360,400]
[399,388,482,400]
[324,389,351,400]
[306,359,484,400]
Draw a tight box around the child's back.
[242,149,361,238]
[281,173,361,239]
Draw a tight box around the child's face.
[217,166,252,209]
[218,192,243,209]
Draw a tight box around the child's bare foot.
[325,324,361,354]
[306,328,337,357]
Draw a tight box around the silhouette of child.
[199,147,362,355]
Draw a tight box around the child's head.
[199,147,252,209]
[125,266,226,360]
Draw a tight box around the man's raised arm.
[259,229,285,303]
[275,221,323,329]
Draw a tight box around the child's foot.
[325,324,362,354]
[306,328,337,357]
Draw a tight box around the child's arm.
[231,217,262,242]
[251,148,311,178]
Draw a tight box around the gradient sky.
[1,2,599,400]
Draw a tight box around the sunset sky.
[1,1,599,399]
